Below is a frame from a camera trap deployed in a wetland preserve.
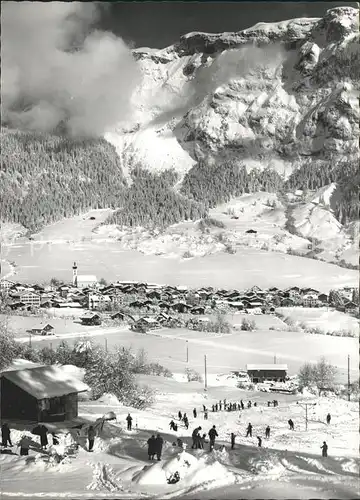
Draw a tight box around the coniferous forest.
[1,127,358,232]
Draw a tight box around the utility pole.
[204,354,207,391]
[105,338,108,353]
[297,402,316,431]
[347,354,351,402]
[186,341,189,363]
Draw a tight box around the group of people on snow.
[147,434,164,460]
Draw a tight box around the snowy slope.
[105,6,359,180]
[0,377,359,499]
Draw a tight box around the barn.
[246,364,288,383]
[0,364,89,422]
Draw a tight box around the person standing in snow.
[39,425,49,450]
[241,400,244,410]
[154,433,163,461]
[326,413,331,425]
[87,426,96,452]
[170,420,176,431]
[1,423,12,448]
[212,404,215,412]
[215,403,218,412]
[219,402,222,411]
[257,436,262,447]
[265,425,271,439]
[247,401,252,409]
[202,404,206,412]
[199,433,206,449]
[183,415,189,429]
[191,426,202,449]
[126,413,133,431]
[288,419,294,431]
[246,423,253,437]
[204,410,208,420]
[147,434,156,460]
[178,410,182,421]
[321,441,328,457]
[193,408,197,418]
[18,434,31,456]
[208,425,218,451]
[230,432,236,450]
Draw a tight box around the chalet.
[146,291,161,300]
[281,298,295,307]
[246,364,288,383]
[302,294,319,307]
[18,291,41,308]
[54,301,82,309]
[172,302,192,313]
[285,287,302,299]
[247,301,264,309]
[0,279,16,293]
[8,301,26,311]
[227,301,244,311]
[0,364,89,422]
[300,288,319,296]
[133,317,160,330]
[318,293,329,303]
[27,324,55,336]
[344,301,357,312]
[158,301,171,310]
[110,311,126,321]
[80,312,101,326]
[40,299,53,308]
[88,293,111,310]
[191,306,206,315]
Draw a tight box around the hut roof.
[1,365,90,399]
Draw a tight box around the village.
[0,262,358,336]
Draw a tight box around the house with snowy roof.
[0,362,89,422]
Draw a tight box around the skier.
[247,401,252,409]
[326,413,331,425]
[126,413,133,431]
[265,425,271,439]
[212,404,215,412]
[202,404,206,412]
[267,401,271,407]
[87,425,96,452]
[241,400,244,410]
[154,433,164,461]
[1,423,12,448]
[178,410,182,421]
[170,420,176,431]
[257,436,262,447]
[191,426,202,449]
[208,425,218,451]
[246,423,253,437]
[215,403,218,412]
[193,408,197,418]
[230,432,236,450]
[173,423,178,431]
[288,419,294,431]
[219,402,222,411]
[204,410,208,420]
[321,441,328,457]
[147,434,156,460]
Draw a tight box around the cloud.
[1,2,141,137]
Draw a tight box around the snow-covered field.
[1,376,359,499]
[16,325,359,384]
[276,307,359,335]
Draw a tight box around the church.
[72,262,98,289]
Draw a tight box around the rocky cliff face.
[105,6,359,183]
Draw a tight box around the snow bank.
[132,448,236,488]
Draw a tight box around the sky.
[98,2,359,48]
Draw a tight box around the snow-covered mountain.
[105,6,359,181]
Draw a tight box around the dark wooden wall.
[0,377,38,421]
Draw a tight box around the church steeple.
[72,262,78,287]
